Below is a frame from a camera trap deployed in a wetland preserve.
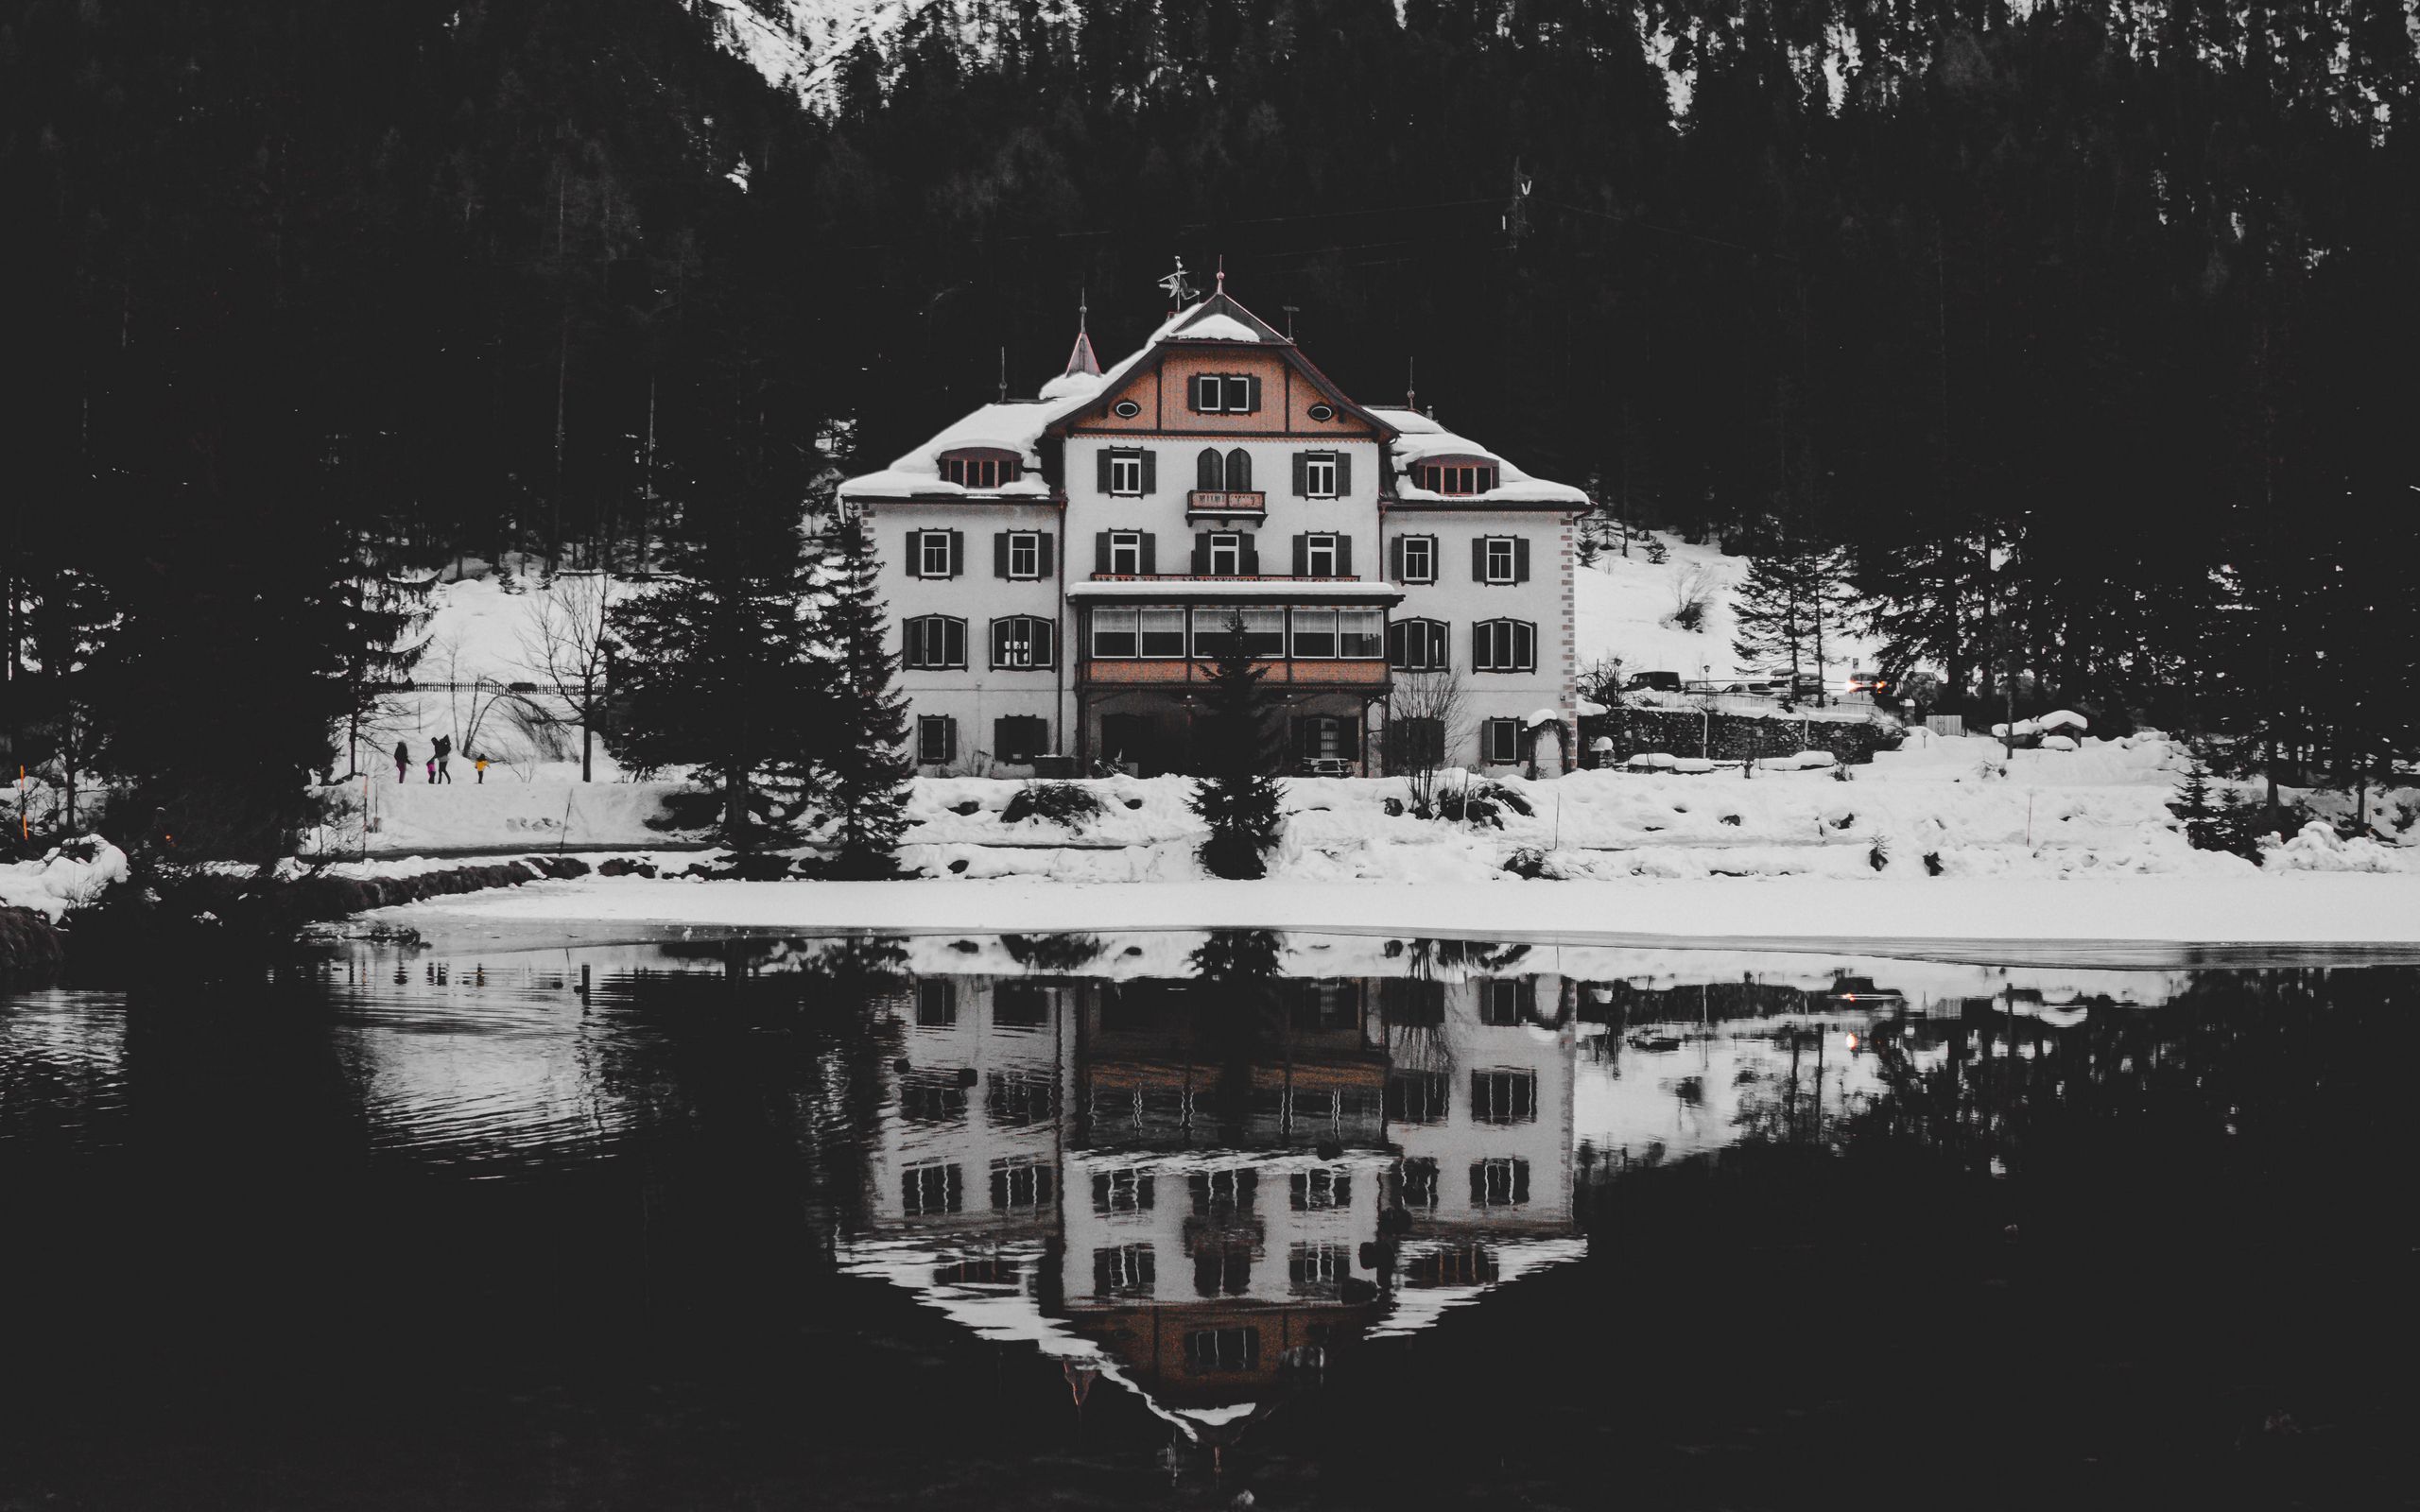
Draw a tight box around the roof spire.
[1216,254,1225,295]
[1406,355,1416,412]
[1061,288,1100,378]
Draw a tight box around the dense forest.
[3,0,2414,850]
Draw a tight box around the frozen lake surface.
[2,931,2411,1508]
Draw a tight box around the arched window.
[1225,448,1252,491]
[1197,447,1223,490]
[902,615,967,669]
[1471,619,1536,673]
[989,615,1055,670]
[1388,618,1450,671]
[939,448,1021,490]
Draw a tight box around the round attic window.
[1306,403,1336,422]
[1112,399,1142,419]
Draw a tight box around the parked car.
[1623,670,1685,693]
[1843,670,1893,696]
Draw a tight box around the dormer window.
[1414,459,1497,495]
[940,448,1020,489]
[1190,373,1260,414]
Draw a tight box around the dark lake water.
[1,931,2412,1510]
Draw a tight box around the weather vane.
[1158,257,1199,306]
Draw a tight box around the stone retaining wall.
[1580,706,1903,767]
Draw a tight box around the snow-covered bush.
[1002,782,1106,830]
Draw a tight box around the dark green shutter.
[1238,535,1258,574]
[905,531,920,576]
[1198,448,1221,490]
[1291,453,1307,497]
[1036,535,1054,576]
[1387,621,1404,667]
[994,532,1011,577]
[1335,451,1352,494]
[1140,533,1158,574]
[1291,535,1308,576]
[1097,448,1112,493]
[942,717,957,763]
[1140,450,1157,494]
[948,530,964,576]
[1246,374,1262,413]
[1227,448,1251,491]
[902,617,919,668]
[1338,536,1354,576]
[1472,539,1487,581]
[1389,536,1405,581]
[1193,533,1210,574]
[1514,536,1530,582]
[1095,532,1111,574]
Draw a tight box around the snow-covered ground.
[0,840,130,920]
[375,872,2420,950]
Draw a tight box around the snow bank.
[379,873,2420,949]
[2265,820,2420,874]
[306,778,700,856]
[0,838,130,920]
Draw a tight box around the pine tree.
[1187,613,1286,880]
[1731,549,1814,689]
[812,514,915,878]
[609,509,824,857]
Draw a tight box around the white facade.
[839,287,1586,777]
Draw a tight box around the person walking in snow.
[433,734,454,783]
[425,753,436,782]
[393,741,410,783]
[475,754,488,784]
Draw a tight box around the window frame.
[1138,607,1187,659]
[1005,531,1042,579]
[1400,534,1437,583]
[1338,608,1383,660]
[989,615,1055,671]
[1389,617,1450,672]
[1194,606,1284,659]
[1303,533,1340,577]
[1091,606,1139,660]
[1304,453,1339,498]
[1291,607,1339,659]
[1207,532,1243,576]
[1191,372,1257,415]
[1107,531,1144,576]
[916,714,956,765]
[1473,619,1536,674]
[1482,717,1523,765]
[904,614,968,670]
[1483,536,1517,584]
[1108,451,1144,496]
[917,530,955,578]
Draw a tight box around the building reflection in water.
[839,935,1585,1453]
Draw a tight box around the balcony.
[1186,489,1266,520]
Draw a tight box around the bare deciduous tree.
[518,572,614,781]
[1385,668,1468,818]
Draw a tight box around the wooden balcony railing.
[1080,659,1390,689]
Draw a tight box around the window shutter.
[1097,448,1112,494]
[1336,451,1353,495]
[1514,536,1530,583]
[1291,453,1307,497]
[1387,621,1405,665]
[1036,621,1054,667]
[1337,536,1354,576]
[1239,535,1259,574]
[1517,622,1534,671]
[1141,533,1158,574]
[947,618,967,667]
[1228,448,1251,491]
[1291,534,1308,576]
[1191,533,1209,574]
[948,530,965,576]
[904,531,921,577]
[1140,450,1157,494]
[1475,622,1495,672]
[994,532,1011,578]
[1193,374,1214,412]
[1036,535,1054,576]
[1198,448,1221,490]
[989,619,1007,667]
[1389,536,1405,582]
[994,717,1011,760]
[1472,538,1487,582]
[902,618,919,668]
[1095,532,1111,574]
[942,717,957,763]
[1246,374,1262,413]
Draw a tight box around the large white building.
[838,279,1588,779]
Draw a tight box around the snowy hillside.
[705,0,1071,109]
[1573,531,1879,687]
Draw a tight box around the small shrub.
[1644,537,1670,565]
[1001,782,1105,829]
[1868,836,1890,871]
[1502,847,1559,879]
[949,799,981,816]
[1924,851,1944,876]
[1719,814,1742,827]
[1438,780,1531,828]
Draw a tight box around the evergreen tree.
[609,509,824,857]
[1731,549,1815,688]
[1187,614,1286,880]
[811,514,915,878]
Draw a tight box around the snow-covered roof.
[839,307,1189,504]
[1167,312,1263,342]
[1068,578,1404,605]
[1366,406,1590,508]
